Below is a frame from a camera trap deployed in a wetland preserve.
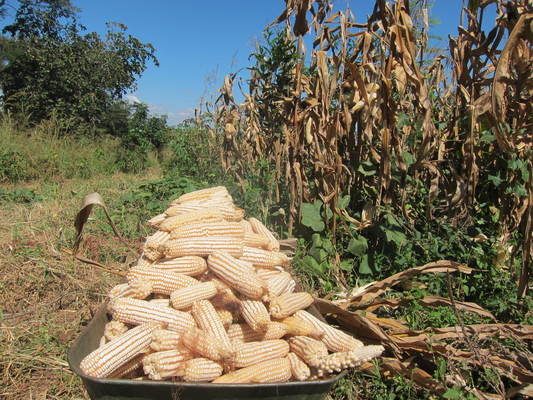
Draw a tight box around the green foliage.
[301,200,326,232]
[0,188,42,204]
[0,1,158,127]
[115,102,170,173]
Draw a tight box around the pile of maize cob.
[79,186,384,383]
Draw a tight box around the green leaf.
[358,254,372,275]
[311,233,322,248]
[488,174,502,186]
[347,235,368,257]
[303,255,325,275]
[321,238,335,254]
[340,258,354,272]
[443,387,464,399]
[301,200,325,232]
[338,194,350,209]
[357,161,376,176]
[384,228,407,246]
[309,247,328,264]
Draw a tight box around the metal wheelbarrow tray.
[68,304,345,400]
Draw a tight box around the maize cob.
[135,256,153,268]
[181,328,233,362]
[150,329,182,352]
[248,217,280,251]
[240,300,271,332]
[288,336,329,368]
[80,322,159,378]
[240,219,254,234]
[108,280,152,300]
[142,348,194,380]
[149,298,171,308]
[191,300,234,356]
[316,345,385,376]
[215,308,234,328]
[255,268,284,280]
[162,237,244,258]
[170,281,218,310]
[127,266,199,295]
[165,202,240,219]
[269,292,314,319]
[209,278,241,311]
[104,320,129,341]
[110,298,196,334]
[143,231,170,261]
[239,246,290,268]
[233,339,289,368]
[207,252,265,299]
[169,221,244,240]
[99,335,107,347]
[212,358,291,383]
[264,272,294,300]
[158,209,226,232]
[108,353,145,379]
[227,322,288,343]
[287,352,311,381]
[279,316,324,339]
[147,213,167,228]
[243,232,270,249]
[151,256,207,276]
[179,358,224,382]
[170,186,230,205]
[294,310,363,352]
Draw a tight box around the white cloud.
[124,93,141,104]
[122,93,195,125]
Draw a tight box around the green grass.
[0,112,123,183]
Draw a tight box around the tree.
[0,0,159,129]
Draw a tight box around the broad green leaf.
[321,238,335,254]
[340,258,354,271]
[338,194,350,209]
[358,254,372,275]
[311,233,323,248]
[347,235,368,256]
[301,200,325,232]
[384,229,407,246]
[303,255,325,275]
[488,174,502,186]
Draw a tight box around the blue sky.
[3,1,498,125]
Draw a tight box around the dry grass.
[0,170,160,399]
